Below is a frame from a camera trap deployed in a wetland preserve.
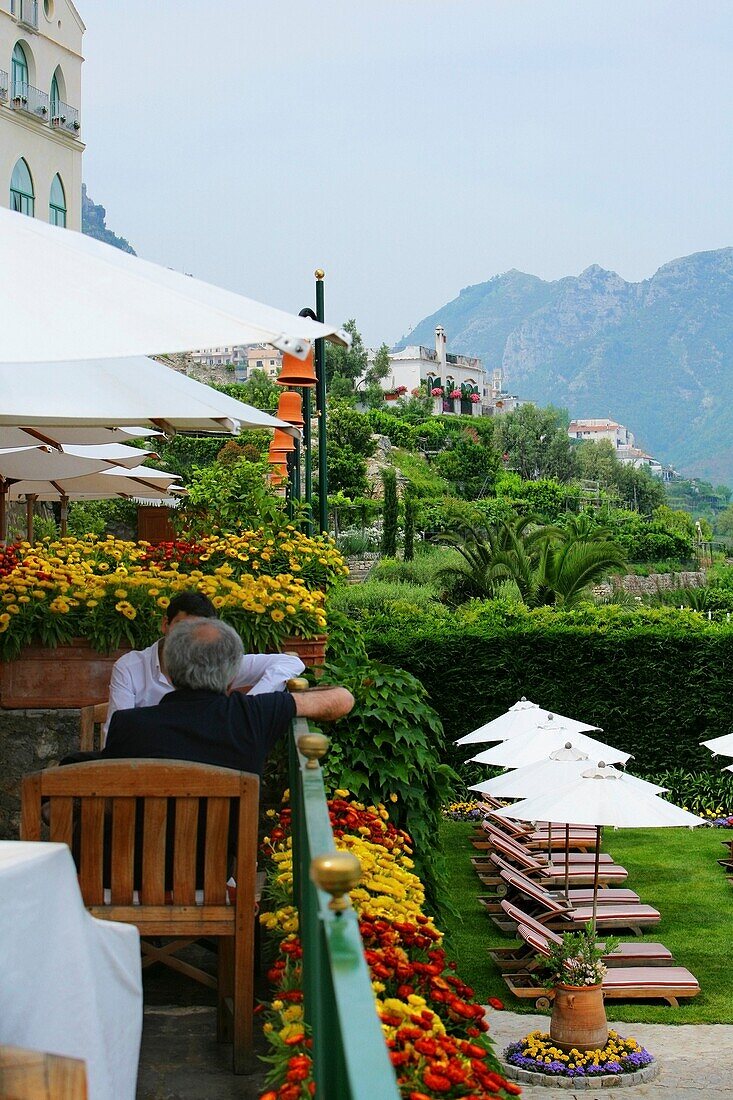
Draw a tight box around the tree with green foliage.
[366,343,391,386]
[177,456,286,536]
[714,504,733,537]
[403,489,416,562]
[214,371,280,413]
[492,404,576,482]
[326,401,377,498]
[381,467,398,557]
[434,427,500,499]
[615,464,665,514]
[325,319,368,394]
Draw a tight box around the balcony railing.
[51,100,80,135]
[0,71,8,102]
[288,718,401,1100]
[12,0,38,28]
[11,81,49,121]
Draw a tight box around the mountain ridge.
[397,248,733,483]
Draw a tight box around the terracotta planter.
[0,639,132,709]
[278,634,327,671]
[549,983,608,1052]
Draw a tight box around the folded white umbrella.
[0,358,298,437]
[0,426,160,450]
[455,699,600,746]
[700,732,733,759]
[469,723,631,768]
[0,206,349,362]
[494,763,704,928]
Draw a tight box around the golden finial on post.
[310,851,361,912]
[297,732,329,769]
[287,676,310,692]
[314,268,325,280]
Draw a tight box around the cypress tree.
[381,468,398,557]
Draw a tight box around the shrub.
[381,468,398,557]
[360,602,733,775]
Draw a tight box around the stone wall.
[344,553,380,584]
[0,709,80,839]
[592,570,707,601]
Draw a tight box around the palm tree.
[432,514,626,609]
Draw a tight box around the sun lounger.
[477,853,638,906]
[474,814,598,852]
[489,866,660,936]
[488,900,674,973]
[502,924,699,1007]
[472,818,610,857]
[471,830,626,884]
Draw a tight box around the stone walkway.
[485,1009,733,1097]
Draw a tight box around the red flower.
[422,1070,452,1092]
[487,996,504,1010]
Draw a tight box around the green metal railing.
[288,717,401,1099]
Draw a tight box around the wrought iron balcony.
[0,71,8,103]
[51,100,81,136]
[10,81,49,121]
[12,0,38,28]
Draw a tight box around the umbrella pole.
[564,823,570,899]
[60,494,69,537]
[591,824,602,933]
[0,482,6,546]
[25,494,37,544]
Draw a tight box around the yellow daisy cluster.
[377,995,446,1039]
[519,1029,644,1069]
[0,531,335,653]
[338,833,436,931]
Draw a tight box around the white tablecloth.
[0,840,142,1099]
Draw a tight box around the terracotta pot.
[549,983,608,1052]
[278,634,327,672]
[0,638,132,709]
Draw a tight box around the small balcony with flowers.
[10,80,50,123]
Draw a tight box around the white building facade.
[568,417,666,477]
[367,326,488,416]
[0,0,85,230]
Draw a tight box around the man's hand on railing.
[289,683,354,723]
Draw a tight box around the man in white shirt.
[102,590,305,742]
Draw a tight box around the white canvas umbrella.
[0,207,349,362]
[494,763,703,928]
[700,732,733,759]
[470,743,667,896]
[0,426,161,450]
[0,358,298,437]
[455,700,600,746]
[0,443,159,480]
[469,723,631,768]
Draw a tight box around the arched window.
[10,158,34,216]
[50,72,60,116]
[12,43,28,98]
[49,173,66,226]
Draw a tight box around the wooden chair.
[20,759,259,1073]
[0,1045,87,1099]
[78,702,108,752]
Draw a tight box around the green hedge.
[362,605,733,774]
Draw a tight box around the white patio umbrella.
[0,207,349,362]
[455,700,601,746]
[6,465,181,536]
[469,723,631,769]
[494,763,703,928]
[0,443,159,480]
[0,426,161,450]
[0,358,298,437]
[470,743,667,896]
[700,732,733,759]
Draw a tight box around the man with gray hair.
[101,618,354,775]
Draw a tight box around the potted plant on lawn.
[542,923,618,1052]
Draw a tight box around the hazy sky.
[82,1,733,346]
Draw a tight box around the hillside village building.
[0,0,84,229]
[189,343,282,380]
[568,417,665,477]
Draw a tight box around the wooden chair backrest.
[78,703,108,753]
[0,1045,87,1099]
[20,759,259,923]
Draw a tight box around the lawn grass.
[439,818,733,1024]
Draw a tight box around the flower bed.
[0,529,346,657]
[504,1030,654,1080]
[258,792,519,1099]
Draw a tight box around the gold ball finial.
[297,732,329,769]
[314,268,325,280]
[310,851,361,911]
[287,676,310,692]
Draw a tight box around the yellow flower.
[157,596,170,608]
[270,609,285,622]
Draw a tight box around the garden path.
[485,1008,733,1097]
